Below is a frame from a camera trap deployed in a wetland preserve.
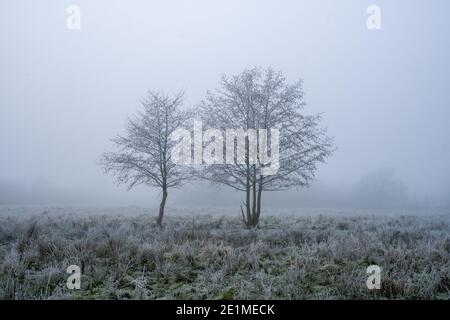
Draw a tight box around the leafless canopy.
[100,90,191,226]
[198,67,334,226]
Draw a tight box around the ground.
[0,206,449,299]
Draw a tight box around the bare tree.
[198,67,334,227]
[101,90,191,227]
[352,168,408,209]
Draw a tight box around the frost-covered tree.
[101,91,191,226]
[198,67,334,227]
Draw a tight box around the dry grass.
[0,207,449,299]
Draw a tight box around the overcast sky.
[1,0,449,206]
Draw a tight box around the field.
[0,206,449,300]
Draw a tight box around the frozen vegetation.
[0,206,449,299]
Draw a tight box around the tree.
[353,168,408,209]
[198,67,334,227]
[101,90,191,227]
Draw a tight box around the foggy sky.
[1,0,449,207]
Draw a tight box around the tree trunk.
[255,180,263,226]
[251,165,257,226]
[157,187,168,227]
[245,185,251,227]
[244,132,252,227]
[245,177,263,228]
[244,161,252,227]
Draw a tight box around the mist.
[1,0,449,209]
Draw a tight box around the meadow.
[0,206,449,299]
